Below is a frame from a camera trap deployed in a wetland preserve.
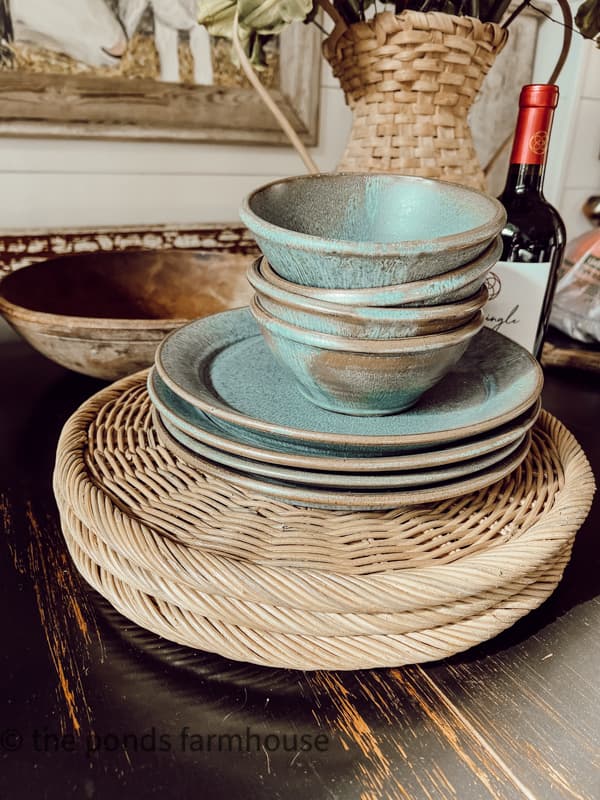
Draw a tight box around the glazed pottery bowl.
[240,173,506,289]
[258,236,501,307]
[250,297,485,416]
[247,257,488,338]
[0,249,252,379]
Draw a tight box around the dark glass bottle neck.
[501,162,546,198]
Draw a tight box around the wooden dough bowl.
[0,249,253,379]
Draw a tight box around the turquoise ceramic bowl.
[247,257,488,338]
[240,173,506,290]
[258,236,501,307]
[250,297,485,416]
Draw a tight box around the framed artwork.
[0,1,321,145]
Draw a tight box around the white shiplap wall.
[532,2,600,238]
[558,43,600,239]
[0,60,352,229]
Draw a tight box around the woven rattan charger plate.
[53,371,595,670]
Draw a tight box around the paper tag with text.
[484,260,551,353]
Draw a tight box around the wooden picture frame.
[0,10,321,147]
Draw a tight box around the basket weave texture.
[53,371,595,671]
[323,10,508,190]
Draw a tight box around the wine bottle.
[484,84,566,358]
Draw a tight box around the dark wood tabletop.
[1,339,598,800]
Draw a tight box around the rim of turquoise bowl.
[251,296,484,353]
[239,173,507,257]
[258,236,502,307]
[247,257,489,321]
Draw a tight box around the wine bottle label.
[484,260,551,353]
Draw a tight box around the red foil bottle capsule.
[510,84,559,166]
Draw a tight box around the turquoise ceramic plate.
[156,410,526,489]
[148,369,541,471]
[153,411,532,510]
[155,308,543,450]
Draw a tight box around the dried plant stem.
[232,11,319,175]
[546,0,573,83]
[316,0,346,27]
[503,0,573,79]
[316,0,349,52]
[484,0,573,176]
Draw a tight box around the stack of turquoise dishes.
[146,174,543,511]
[149,309,543,511]
[240,173,505,415]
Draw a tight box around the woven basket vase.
[323,10,509,191]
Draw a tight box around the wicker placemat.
[53,371,595,670]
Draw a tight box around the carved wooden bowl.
[0,249,253,379]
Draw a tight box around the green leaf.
[239,0,315,34]
[575,0,600,42]
[197,0,315,65]
[197,0,237,38]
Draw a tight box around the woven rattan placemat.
[53,371,595,670]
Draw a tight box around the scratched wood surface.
[0,222,258,274]
[0,341,598,800]
[425,369,600,800]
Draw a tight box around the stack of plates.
[150,308,543,511]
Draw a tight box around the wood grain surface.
[0,342,598,800]
[0,22,321,146]
[0,73,308,140]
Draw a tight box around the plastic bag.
[550,235,600,343]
